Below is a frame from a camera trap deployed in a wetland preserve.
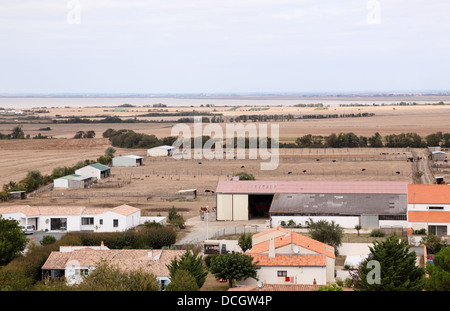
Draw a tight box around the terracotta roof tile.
[251,227,335,259]
[250,254,326,267]
[42,249,186,277]
[408,184,450,204]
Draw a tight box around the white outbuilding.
[54,174,81,188]
[112,155,143,167]
[147,145,175,157]
[75,163,111,180]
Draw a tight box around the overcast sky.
[0,0,449,94]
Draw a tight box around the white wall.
[75,166,101,180]
[217,194,233,220]
[233,194,248,221]
[271,216,360,229]
[147,148,170,157]
[408,203,450,212]
[239,266,327,286]
[54,178,69,188]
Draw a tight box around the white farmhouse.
[238,227,335,287]
[0,204,142,232]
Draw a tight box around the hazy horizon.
[1,1,449,94]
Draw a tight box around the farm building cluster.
[214,179,450,235]
[53,163,111,189]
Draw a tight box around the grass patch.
[200,272,229,291]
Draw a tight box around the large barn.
[215,180,408,229]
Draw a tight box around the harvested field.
[1,104,450,138]
[1,141,416,220]
[0,103,444,221]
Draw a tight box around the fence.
[380,226,408,237]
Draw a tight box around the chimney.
[268,238,275,258]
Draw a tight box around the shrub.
[166,269,199,291]
[40,235,57,246]
[370,229,385,237]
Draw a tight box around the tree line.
[0,126,49,140]
[104,128,450,150]
[284,131,450,149]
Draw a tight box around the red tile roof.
[251,227,335,259]
[408,184,450,204]
[250,253,326,267]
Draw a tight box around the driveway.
[27,231,66,245]
[176,216,269,245]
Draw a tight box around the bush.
[370,229,385,237]
[40,235,57,246]
[75,227,177,249]
[166,269,199,291]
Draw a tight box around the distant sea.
[0,95,449,109]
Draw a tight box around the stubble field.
[0,103,445,220]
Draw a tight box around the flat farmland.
[1,104,450,139]
[0,102,444,221]
[0,139,415,220]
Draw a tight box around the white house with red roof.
[0,204,151,232]
[238,227,336,287]
[408,184,450,236]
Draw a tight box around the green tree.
[368,132,383,147]
[355,235,425,291]
[419,234,448,255]
[0,216,28,266]
[105,147,116,157]
[166,250,208,289]
[73,131,85,139]
[11,126,25,139]
[209,253,260,288]
[233,172,255,180]
[76,261,159,291]
[238,233,253,253]
[425,246,450,291]
[165,269,199,291]
[354,225,362,237]
[307,218,343,255]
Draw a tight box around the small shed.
[177,189,197,199]
[432,151,446,162]
[8,191,26,200]
[54,174,82,188]
[75,163,111,180]
[147,145,175,157]
[112,155,143,167]
[68,176,96,189]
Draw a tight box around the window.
[113,219,119,227]
[429,206,444,210]
[99,219,103,225]
[75,269,89,277]
[428,225,447,235]
[81,217,94,225]
[277,271,287,277]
